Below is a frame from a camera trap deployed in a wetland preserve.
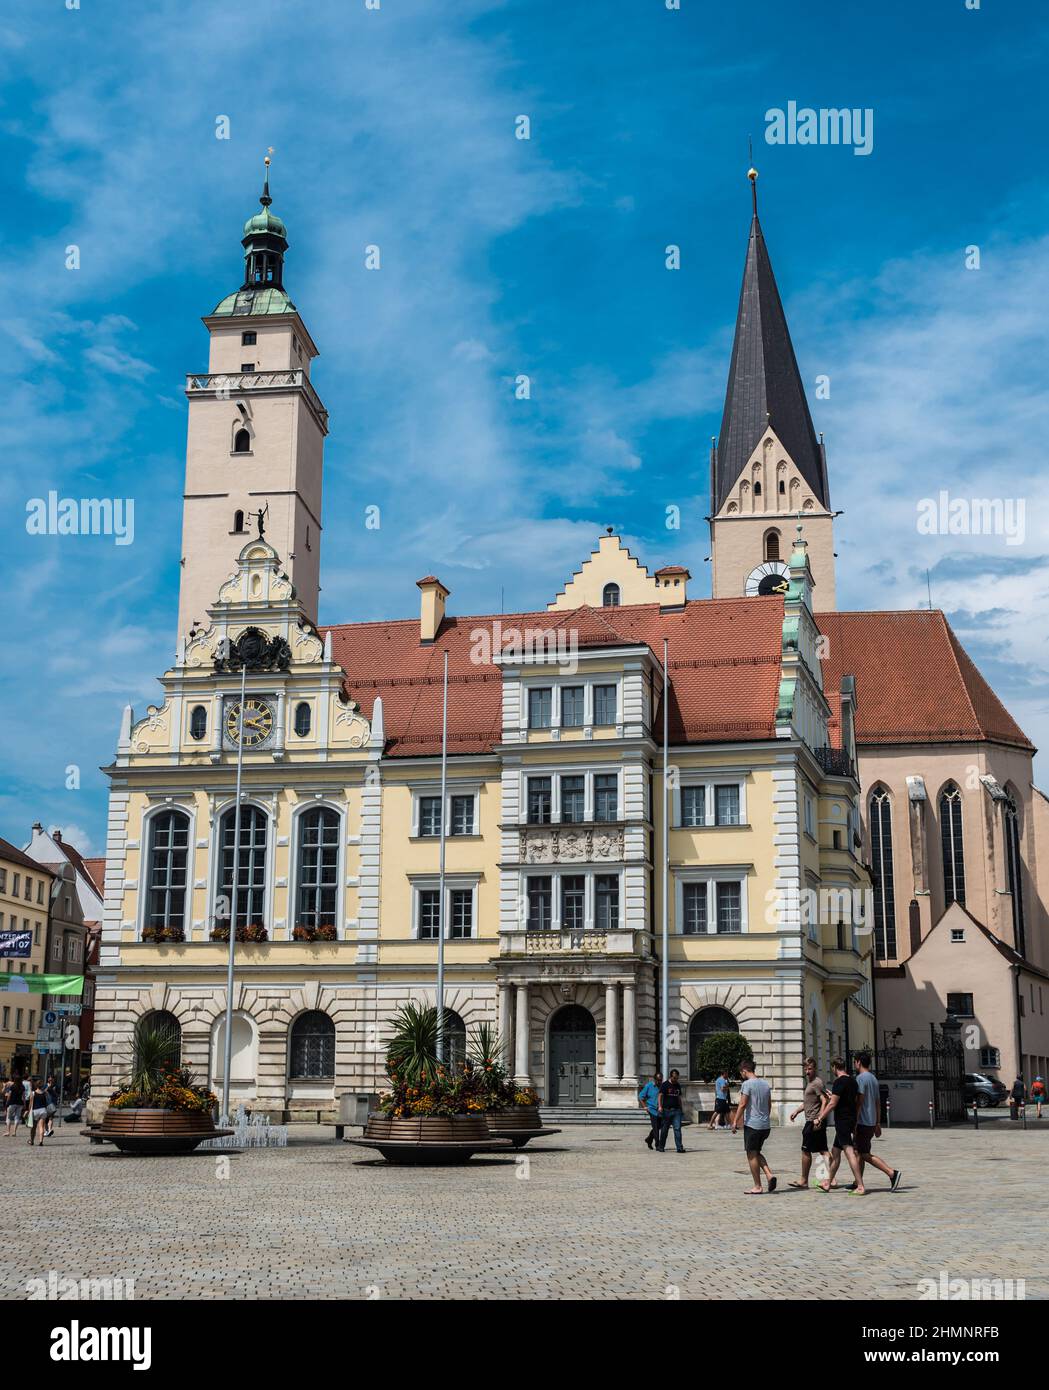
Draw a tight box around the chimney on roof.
[52,829,62,843]
[416,575,449,644]
[655,565,690,611]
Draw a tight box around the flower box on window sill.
[141,925,185,944]
[291,924,338,943]
[209,923,269,943]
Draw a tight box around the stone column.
[514,983,531,1083]
[498,984,513,1063]
[603,983,621,1082]
[621,982,638,1088]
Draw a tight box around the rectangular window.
[527,688,552,729]
[595,874,619,930]
[24,878,32,901]
[28,1011,35,1033]
[593,684,617,726]
[947,992,974,1017]
[979,1046,1001,1069]
[714,784,741,826]
[804,797,814,838]
[527,777,552,824]
[449,889,473,940]
[241,330,257,346]
[450,795,475,835]
[594,774,618,822]
[12,875,19,897]
[240,362,256,372]
[561,876,585,930]
[561,686,584,727]
[560,776,585,824]
[0,869,6,891]
[418,889,441,940]
[15,1009,23,1031]
[1,1007,8,1030]
[52,938,62,961]
[527,877,552,930]
[36,882,43,904]
[716,882,742,934]
[419,796,442,837]
[681,786,706,827]
[34,925,40,946]
[682,882,707,934]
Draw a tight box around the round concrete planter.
[84,1107,231,1155]
[485,1106,561,1147]
[348,1112,506,1164]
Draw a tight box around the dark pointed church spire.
[712,167,829,515]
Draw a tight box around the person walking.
[815,1059,865,1194]
[656,1069,686,1153]
[1030,1076,1046,1119]
[709,1068,731,1131]
[732,1058,776,1193]
[853,1052,902,1191]
[26,1077,50,1147]
[788,1057,827,1189]
[3,1076,24,1138]
[1009,1075,1027,1121]
[43,1073,58,1138]
[638,1072,663,1149]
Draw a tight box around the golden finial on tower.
[260,148,274,207]
[747,137,759,216]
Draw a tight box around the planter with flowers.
[349,1005,508,1164]
[292,924,338,942]
[209,923,268,943]
[141,925,185,944]
[83,1020,231,1154]
[469,1025,558,1147]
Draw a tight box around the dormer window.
[602,583,620,608]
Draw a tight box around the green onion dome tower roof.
[211,156,296,318]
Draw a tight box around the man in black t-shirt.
[656,1069,686,1153]
[813,1059,866,1194]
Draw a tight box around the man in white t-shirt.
[731,1059,776,1194]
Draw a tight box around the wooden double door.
[548,1005,597,1107]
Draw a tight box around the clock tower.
[177,161,328,642]
[709,168,836,610]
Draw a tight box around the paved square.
[3,1120,1043,1300]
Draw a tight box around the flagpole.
[661,637,670,1078]
[221,659,247,1119]
[435,649,449,1062]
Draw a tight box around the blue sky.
[1,0,1047,850]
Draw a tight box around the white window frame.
[138,799,199,940]
[409,875,481,940]
[410,783,481,838]
[519,867,624,932]
[674,869,749,935]
[675,776,747,829]
[518,675,625,735]
[518,767,621,826]
[288,799,346,938]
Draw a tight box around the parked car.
[964,1073,1008,1108]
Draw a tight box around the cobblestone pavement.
[2,1121,1044,1300]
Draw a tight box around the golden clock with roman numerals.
[225,698,274,748]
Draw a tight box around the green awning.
[0,973,84,995]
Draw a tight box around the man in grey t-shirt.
[853,1052,901,1192]
[731,1059,776,1194]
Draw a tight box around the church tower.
[177,160,328,640]
[709,168,836,609]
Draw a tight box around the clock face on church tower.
[745,561,791,597]
[225,697,275,748]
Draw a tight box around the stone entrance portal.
[548,1004,597,1107]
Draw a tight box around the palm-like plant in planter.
[86,1019,230,1154]
[469,1020,552,1146]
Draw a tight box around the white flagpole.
[221,658,247,1119]
[661,637,670,1078]
[435,650,449,1063]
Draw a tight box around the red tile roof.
[816,610,1032,751]
[0,838,55,876]
[325,596,787,758]
[81,857,106,897]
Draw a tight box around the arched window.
[689,1006,738,1078]
[1004,796,1026,957]
[778,479,786,495]
[753,481,762,496]
[211,1012,256,1093]
[189,705,208,741]
[137,1010,181,1071]
[233,510,245,533]
[602,583,621,608]
[146,810,189,935]
[295,807,339,928]
[294,701,312,738]
[939,783,966,906]
[764,529,781,562]
[217,804,268,928]
[289,1011,335,1080]
[442,1009,467,1068]
[233,428,251,454]
[869,788,896,958]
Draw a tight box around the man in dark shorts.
[814,1058,865,1194]
[788,1056,827,1189]
[731,1058,776,1194]
[853,1052,902,1191]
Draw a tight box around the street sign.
[0,931,32,959]
[44,1010,58,1026]
[57,1004,82,1018]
